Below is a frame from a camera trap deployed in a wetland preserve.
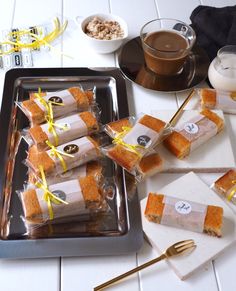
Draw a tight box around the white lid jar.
[208,45,236,91]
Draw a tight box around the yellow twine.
[227,179,236,201]
[46,140,74,172]
[35,87,65,112]
[0,17,69,57]
[112,126,144,158]
[45,102,68,146]
[35,165,68,220]
[34,87,49,111]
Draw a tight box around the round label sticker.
[57,123,70,132]
[137,135,151,147]
[175,201,192,215]
[48,96,63,105]
[51,190,66,203]
[184,122,198,134]
[63,144,79,154]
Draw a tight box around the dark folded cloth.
[190,5,236,60]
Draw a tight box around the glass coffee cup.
[140,18,196,76]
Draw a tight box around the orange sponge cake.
[27,136,100,177]
[213,169,236,204]
[22,87,95,125]
[145,193,223,237]
[164,109,224,159]
[137,152,164,178]
[106,114,166,173]
[29,111,99,151]
[199,88,217,109]
[21,176,102,224]
[105,117,133,138]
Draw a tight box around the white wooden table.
[0,0,236,290]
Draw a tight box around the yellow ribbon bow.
[34,88,67,146]
[34,87,65,112]
[112,126,145,158]
[45,102,68,146]
[227,180,236,201]
[0,17,68,56]
[46,140,74,172]
[35,165,68,220]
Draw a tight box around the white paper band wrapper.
[161,196,207,233]
[34,89,77,117]
[36,179,88,221]
[215,91,236,114]
[177,114,218,152]
[40,113,88,145]
[47,137,99,173]
[123,123,160,154]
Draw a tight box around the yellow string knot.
[46,140,74,172]
[35,165,68,220]
[112,126,144,158]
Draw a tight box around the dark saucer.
[118,37,210,93]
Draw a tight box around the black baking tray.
[0,67,143,258]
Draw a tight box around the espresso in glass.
[143,30,189,75]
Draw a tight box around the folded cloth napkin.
[190,5,236,60]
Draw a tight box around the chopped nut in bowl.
[76,13,128,54]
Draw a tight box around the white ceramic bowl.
[76,13,128,54]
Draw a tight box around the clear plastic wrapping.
[103,115,166,177]
[17,86,97,126]
[0,17,67,70]
[23,110,101,151]
[198,88,236,114]
[211,169,236,204]
[19,174,109,226]
[145,193,223,237]
[28,160,104,186]
[25,135,102,177]
[163,109,224,159]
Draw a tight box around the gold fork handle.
[93,254,166,291]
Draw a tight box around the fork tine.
[176,242,196,253]
[173,239,194,249]
[176,244,197,255]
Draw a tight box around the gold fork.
[93,239,196,290]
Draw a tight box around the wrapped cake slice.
[26,136,101,177]
[29,88,94,102]
[28,111,99,151]
[104,117,134,138]
[145,193,223,237]
[20,175,105,224]
[199,88,236,114]
[28,160,104,186]
[163,109,224,159]
[136,151,164,179]
[19,87,96,125]
[212,169,236,204]
[104,114,166,174]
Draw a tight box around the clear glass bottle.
[208,45,236,91]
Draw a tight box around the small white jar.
[208,45,236,91]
